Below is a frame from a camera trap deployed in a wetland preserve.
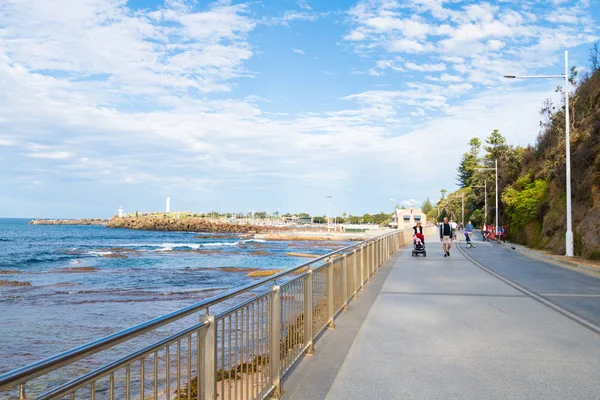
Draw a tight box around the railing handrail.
[0,228,413,391]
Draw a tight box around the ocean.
[0,218,346,375]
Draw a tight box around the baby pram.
[465,231,475,248]
[412,233,426,257]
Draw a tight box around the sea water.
[0,218,345,374]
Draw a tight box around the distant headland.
[29,218,108,226]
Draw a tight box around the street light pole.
[564,51,573,256]
[475,164,498,240]
[471,180,487,225]
[504,50,573,256]
[326,195,332,233]
[461,192,464,227]
[495,159,499,239]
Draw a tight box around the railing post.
[270,286,282,398]
[366,244,371,282]
[303,270,314,355]
[371,243,375,274]
[200,315,216,400]
[353,249,358,299]
[342,254,348,311]
[327,261,335,329]
[360,246,366,289]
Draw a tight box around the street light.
[471,180,487,225]
[326,195,332,232]
[504,50,573,257]
[475,160,498,240]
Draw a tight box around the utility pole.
[495,159,499,240]
[461,192,464,227]
[326,196,332,232]
[504,50,572,256]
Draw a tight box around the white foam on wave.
[200,242,240,247]
[243,239,265,243]
[88,251,113,256]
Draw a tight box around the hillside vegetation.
[430,45,600,259]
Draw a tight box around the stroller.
[482,230,490,242]
[412,233,427,257]
[465,231,475,248]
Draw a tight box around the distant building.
[166,197,171,213]
[118,206,124,218]
[394,207,427,228]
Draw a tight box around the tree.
[440,189,447,200]
[298,213,310,218]
[469,138,482,158]
[347,215,361,224]
[456,152,477,188]
[421,198,433,214]
[312,216,326,224]
[484,129,509,161]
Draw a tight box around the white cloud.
[297,0,312,10]
[400,199,420,207]
[27,152,73,159]
[388,39,432,53]
[292,48,305,55]
[269,10,319,26]
[405,62,446,72]
[343,0,598,100]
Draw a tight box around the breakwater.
[105,216,287,233]
[29,218,108,226]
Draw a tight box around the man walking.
[440,217,453,257]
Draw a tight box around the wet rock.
[0,280,32,287]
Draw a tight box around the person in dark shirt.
[439,217,453,257]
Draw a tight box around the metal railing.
[0,226,434,400]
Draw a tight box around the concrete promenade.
[283,236,600,400]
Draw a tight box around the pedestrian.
[465,220,475,248]
[413,222,423,236]
[450,220,458,240]
[439,217,453,257]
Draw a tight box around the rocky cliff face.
[106,216,286,233]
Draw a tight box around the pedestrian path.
[284,237,600,400]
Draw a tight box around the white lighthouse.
[166,197,171,213]
[118,205,124,218]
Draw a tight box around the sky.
[0,0,598,218]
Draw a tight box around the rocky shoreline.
[105,216,287,234]
[29,218,108,226]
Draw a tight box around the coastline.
[29,218,108,225]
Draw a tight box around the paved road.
[286,237,600,400]
[462,234,600,327]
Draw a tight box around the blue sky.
[0,0,598,218]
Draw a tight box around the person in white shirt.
[450,220,458,240]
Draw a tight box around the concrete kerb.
[456,237,600,336]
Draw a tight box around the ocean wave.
[87,251,114,257]
[100,242,242,251]
[0,239,10,242]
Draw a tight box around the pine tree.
[421,198,433,214]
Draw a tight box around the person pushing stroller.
[413,222,425,245]
[412,222,426,257]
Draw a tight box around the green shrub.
[502,176,549,232]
